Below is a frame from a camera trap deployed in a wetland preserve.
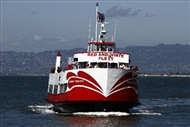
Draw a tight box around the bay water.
[1,76,190,127]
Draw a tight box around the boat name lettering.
[127,81,137,85]
[69,80,84,83]
[98,56,113,60]
[87,53,124,58]
[88,53,98,56]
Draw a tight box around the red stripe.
[68,77,103,93]
[66,72,77,79]
[46,88,139,103]
[78,71,103,91]
[110,72,133,92]
[109,79,137,94]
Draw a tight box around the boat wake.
[28,104,55,114]
[70,110,162,117]
[28,104,161,116]
[29,97,190,116]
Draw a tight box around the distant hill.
[1,44,190,76]
[122,44,190,74]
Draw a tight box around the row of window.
[67,62,130,70]
[88,44,114,52]
[48,83,67,94]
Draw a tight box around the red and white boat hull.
[46,68,140,112]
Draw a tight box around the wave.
[28,104,56,114]
[140,98,190,108]
[129,108,162,116]
[28,104,161,116]
[28,97,190,116]
[72,112,130,117]
[72,111,161,117]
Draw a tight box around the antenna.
[95,3,98,42]
[113,19,117,41]
[88,19,91,42]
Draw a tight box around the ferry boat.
[46,3,140,113]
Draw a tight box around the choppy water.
[1,76,190,127]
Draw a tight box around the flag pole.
[95,3,98,42]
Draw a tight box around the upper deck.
[88,41,115,52]
[73,51,129,63]
[66,5,133,70]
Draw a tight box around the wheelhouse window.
[99,62,108,68]
[89,62,119,68]
[108,45,113,51]
[60,83,67,93]
[90,62,98,68]
[79,62,89,68]
[119,62,129,69]
[53,85,58,94]
[110,63,118,68]
[100,44,107,51]
[48,84,53,93]
[93,44,97,51]
[88,42,115,52]
[74,58,78,62]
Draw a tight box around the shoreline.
[139,74,190,77]
[1,74,190,77]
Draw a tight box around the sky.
[0,0,189,52]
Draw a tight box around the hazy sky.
[1,0,189,52]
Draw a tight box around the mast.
[88,19,91,42]
[95,3,98,42]
[113,19,117,41]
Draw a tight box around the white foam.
[28,104,56,114]
[131,112,162,116]
[73,112,130,117]
[72,110,161,117]
[28,104,162,116]
[129,108,162,116]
